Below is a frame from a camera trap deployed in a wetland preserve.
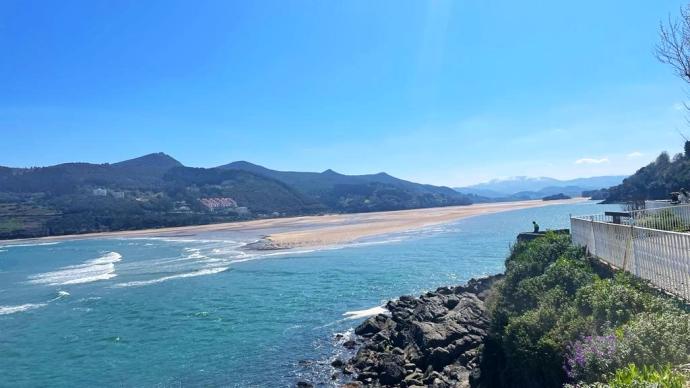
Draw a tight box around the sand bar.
[0,198,587,249]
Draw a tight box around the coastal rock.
[378,361,406,385]
[344,274,503,387]
[354,315,390,337]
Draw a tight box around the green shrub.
[482,235,690,388]
[501,305,564,386]
[616,312,690,368]
[497,233,584,316]
[564,333,621,383]
[574,273,671,329]
[608,364,687,388]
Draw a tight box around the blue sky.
[1,1,688,186]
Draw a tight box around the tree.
[656,6,690,85]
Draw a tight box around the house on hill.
[199,197,238,211]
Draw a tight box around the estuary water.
[0,201,618,387]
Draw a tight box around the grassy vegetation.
[480,233,690,387]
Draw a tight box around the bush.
[574,272,672,330]
[608,364,687,388]
[616,312,690,368]
[482,235,690,388]
[494,233,584,319]
[564,334,620,383]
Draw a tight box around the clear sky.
[1,1,689,186]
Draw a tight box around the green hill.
[605,144,690,203]
[0,154,472,239]
[218,161,471,212]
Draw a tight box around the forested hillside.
[605,143,690,202]
[0,154,472,239]
[219,161,472,212]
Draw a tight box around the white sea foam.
[127,237,234,244]
[114,266,228,288]
[183,248,206,259]
[27,252,122,286]
[343,306,388,320]
[0,241,61,249]
[0,303,47,315]
[259,249,316,257]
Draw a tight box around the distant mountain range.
[0,153,625,239]
[0,153,472,239]
[218,161,470,211]
[455,175,627,201]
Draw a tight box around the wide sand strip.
[1,198,587,248]
[262,198,586,249]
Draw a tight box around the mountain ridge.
[455,175,627,200]
[0,153,472,239]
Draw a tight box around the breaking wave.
[27,252,122,286]
[0,241,61,249]
[0,303,47,315]
[113,266,229,288]
[343,305,388,320]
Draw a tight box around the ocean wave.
[126,237,238,244]
[113,266,228,288]
[343,305,388,320]
[183,248,206,260]
[0,303,47,315]
[227,248,317,264]
[347,238,405,248]
[27,252,121,286]
[259,249,316,257]
[0,241,61,249]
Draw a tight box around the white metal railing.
[571,205,690,301]
[627,204,690,232]
[574,204,690,232]
[645,200,673,210]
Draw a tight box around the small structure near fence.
[571,204,690,302]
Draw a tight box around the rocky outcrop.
[340,275,502,387]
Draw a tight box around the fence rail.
[571,205,690,301]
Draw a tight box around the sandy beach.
[260,197,586,249]
[0,198,587,249]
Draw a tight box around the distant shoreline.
[0,198,589,248]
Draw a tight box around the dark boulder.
[378,362,406,385]
[354,315,389,337]
[343,276,497,387]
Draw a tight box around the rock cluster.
[338,275,502,387]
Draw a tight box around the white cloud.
[575,157,609,165]
[673,102,686,111]
[626,151,644,158]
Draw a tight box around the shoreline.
[0,198,588,249]
[324,274,504,387]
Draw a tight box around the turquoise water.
[0,201,618,387]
